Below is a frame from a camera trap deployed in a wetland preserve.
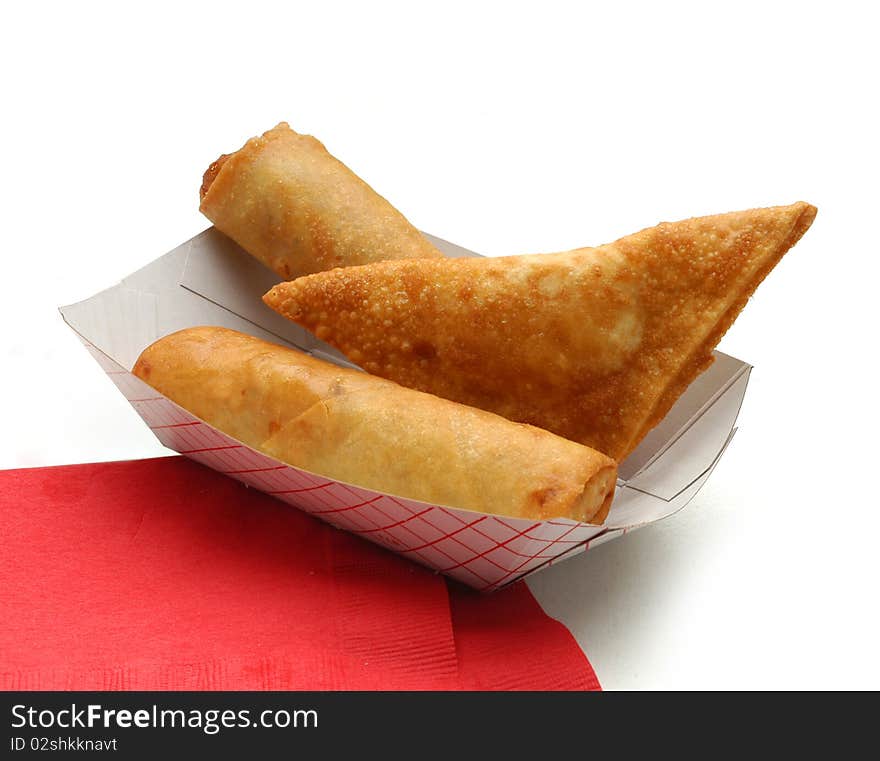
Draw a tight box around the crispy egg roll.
[265,202,817,461]
[133,327,617,524]
[199,123,444,278]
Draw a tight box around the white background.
[2,1,878,689]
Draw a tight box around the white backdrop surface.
[2,1,877,689]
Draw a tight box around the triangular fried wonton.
[264,203,816,460]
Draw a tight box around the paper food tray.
[60,228,750,591]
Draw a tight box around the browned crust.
[587,467,616,524]
[199,153,229,201]
[133,326,617,524]
[198,124,295,216]
[198,122,443,278]
[623,202,818,453]
[264,203,817,462]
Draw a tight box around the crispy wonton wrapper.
[265,203,817,461]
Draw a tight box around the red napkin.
[0,457,599,691]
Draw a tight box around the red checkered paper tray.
[60,229,750,591]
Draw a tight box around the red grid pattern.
[87,341,608,591]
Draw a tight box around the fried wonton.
[264,203,816,460]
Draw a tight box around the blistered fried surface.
[265,203,816,460]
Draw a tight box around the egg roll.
[132,327,617,524]
[199,122,444,279]
[265,202,817,461]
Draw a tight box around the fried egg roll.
[133,327,617,524]
[199,123,444,278]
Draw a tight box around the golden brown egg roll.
[199,123,444,279]
[265,202,816,461]
[132,327,617,524]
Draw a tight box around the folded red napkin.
[0,457,599,691]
